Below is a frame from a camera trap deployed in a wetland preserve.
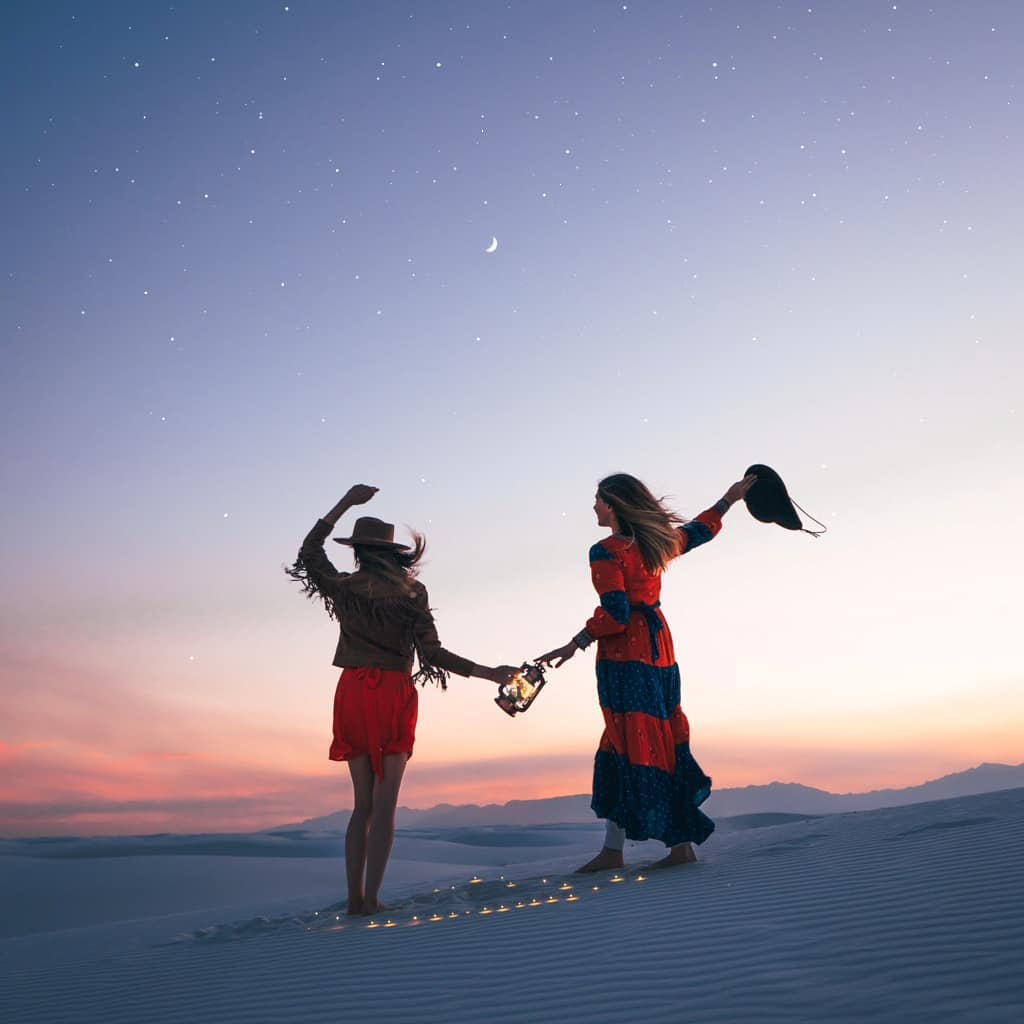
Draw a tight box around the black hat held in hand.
[743,464,826,537]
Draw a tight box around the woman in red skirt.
[287,484,517,915]
[539,471,756,872]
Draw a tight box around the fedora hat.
[743,464,826,536]
[332,516,410,550]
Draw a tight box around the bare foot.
[574,847,625,874]
[345,900,364,916]
[651,843,698,869]
[361,900,395,916]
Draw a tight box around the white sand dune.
[2,789,1023,1023]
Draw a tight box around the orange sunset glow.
[3,0,1021,839]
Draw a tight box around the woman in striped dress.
[539,471,756,872]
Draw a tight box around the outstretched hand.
[343,484,378,506]
[724,473,758,505]
[537,642,577,669]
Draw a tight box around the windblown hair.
[352,534,454,689]
[598,473,686,573]
[351,532,426,594]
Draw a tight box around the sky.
[1,1,1022,837]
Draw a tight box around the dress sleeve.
[412,585,475,686]
[676,502,727,556]
[579,541,631,643]
[284,518,352,619]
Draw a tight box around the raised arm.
[284,484,378,618]
[676,474,758,556]
[676,502,727,555]
[538,474,759,669]
[323,484,379,527]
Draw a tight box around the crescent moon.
[485,236,498,253]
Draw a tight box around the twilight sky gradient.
[2,1,1021,836]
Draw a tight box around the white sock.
[604,820,626,852]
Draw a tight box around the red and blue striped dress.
[578,507,724,847]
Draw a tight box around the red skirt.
[329,667,418,781]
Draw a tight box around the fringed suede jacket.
[286,519,474,688]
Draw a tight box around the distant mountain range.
[281,761,1024,832]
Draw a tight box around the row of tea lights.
[309,872,648,932]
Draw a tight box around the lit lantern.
[495,662,549,716]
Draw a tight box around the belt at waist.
[629,600,664,661]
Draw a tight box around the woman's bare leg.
[363,753,408,913]
[345,756,375,914]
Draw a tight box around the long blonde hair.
[598,473,685,573]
